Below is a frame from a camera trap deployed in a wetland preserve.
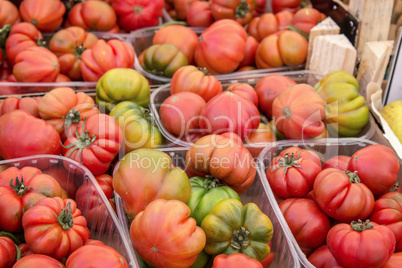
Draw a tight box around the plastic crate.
[0,154,139,268]
[126,26,305,84]
[256,138,402,268]
[114,147,301,268]
[148,70,376,149]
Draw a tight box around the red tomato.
[18,243,34,258]
[266,146,322,199]
[66,244,128,268]
[226,82,258,107]
[210,0,256,26]
[187,1,214,27]
[291,8,325,33]
[56,73,72,82]
[384,252,402,268]
[212,253,263,268]
[112,0,164,32]
[244,123,276,157]
[13,254,65,268]
[308,245,341,268]
[22,197,91,260]
[327,220,396,268]
[370,192,402,252]
[160,91,206,137]
[275,10,294,28]
[199,91,260,140]
[13,46,60,82]
[314,168,375,222]
[280,198,331,250]
[0,0,20,27]
[62,113,123,175]
[348,144,400,196]
[173,0,197,20]
[272,84,326,139]
[19,0,65,32]
[80,39,135,82]
[247,13,279,42]
[0,236,17,268]
[0,110,62,160]
[0,96,41,117]
[271,0,301,14]
[322,155,351,170]
[238,35,259,68]
[255,74,297,119]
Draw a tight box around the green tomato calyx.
[10,176,33,196]
[235,0,249,19]
[62,108,82,132]
[274,152,302,175]
[351,219,373,232]
[231,227,250,250]
[58,202,74,230]
[345,170,360,183]
[204,176,222,190]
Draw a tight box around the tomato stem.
[282,106,292,119]
[273,152,302,175]
[231,227,250,249]
[345,170,360,183]
[57,202,74,230]
[204,175,222,190]
[132,5,144,15]
[152,246,158,253]
[73,41,87,59]
[235,0,250,19]
[351,219,373,232]
[0,25,11,49]
[389,182,400,192]
[197,67,209,75]
[15,243,21,262]
[62,108,82,132]
[35,37,46,47]
[10,176,33,197]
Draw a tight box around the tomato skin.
[112,0,163,32]
[65,1,117,31]
[187,1,214,27]
[308,245,341,268]
[212,253,263,268]
[13,254,65,268]
[226,82,258,107]
[170,65,223,102]
[210,0,256,26]
[0,0,20,27]
[195,19,247,74]
[291,8,325,33]
[173,0,197,20]
[266,146,322,199]
[275,10,294,28]
[245,123,276,157]
[347,144,400,196]
[370,192,402,252]
[0,110,62,160]
[238,35,259,68]
[43,165,79,199]
[66,244,128,268]
[0,236,17,268]
[384,252,402,268]
[322,155,351,170]
[19,0,65,32]
[280,198,331,250]
[18,243,34,258]
[271,0,301,14]
[255,74,297,119]
[130,199,206,268]
[0,96,41,117]
[327,220,396,268]
[314,168,375,222]
[247,13,279,42]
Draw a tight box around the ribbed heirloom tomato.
[0,0,20,27]
[19,0,65,32]
[0,236,17,268]
[212,253,263,268]
[66,244,128,268]
[13,254,65,268]
[210,0,257,26]
[187,1,214,27]
[0,96,41,117]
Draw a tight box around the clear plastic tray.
[149,70,376,149]
[256,138,402,268]
[0,154,139,268]
[114,147,301,268]
[126,25,305,84]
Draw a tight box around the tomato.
[56,73,72,82]
[153,25,198,65]
[237,35,258,68]
[5,22,43,66]
[187,1,214,27]
[18,243,33,258]
[370,192,402,252]
[13,46,59,82]
[0,0,20,27]
[266,146,321,199]
[113,149,191,220]
[247,13,278,42]
[327,220,396,268]
[0,166,64,232]
[66,244,128,268]
[280,198,330,250]
[308,245,341,268]
[49,27,98,81]
[19,0,65,32]
[272,84,326,139]
[43,165,79,199]
[13,254,65,268]
[173,0,197,20]
[211,0,256,25]
[65,1,117,32]
[348,144,400,196]
[96,68,150,113]
[170,65,223,102]
[200,91,260,139]
[130,199,206,268]
[160,91,206,138]
[186,133,256,194]
[62,113,123,176]
[226,82,258,107]
[244,123,276,157]
[256,30,308,68]
[195,19,247,74]
[0,110,62,160]
[22,197,90,260]
[384,252,402,268]
[314,168,375,222]
[0,236,17,268]
[80,39,134,82]
[201,198,272,260]
[109,101,163,153]
[187,176,241,226]
[0,96,41,117]
[212,253,263,268]
[322,155,351,170]
[142,43,188,78]
[255,74,296,119]
[271,0,301,14]
[275,10,294,28]
[112,0,164,32]
[291,8,325,33]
